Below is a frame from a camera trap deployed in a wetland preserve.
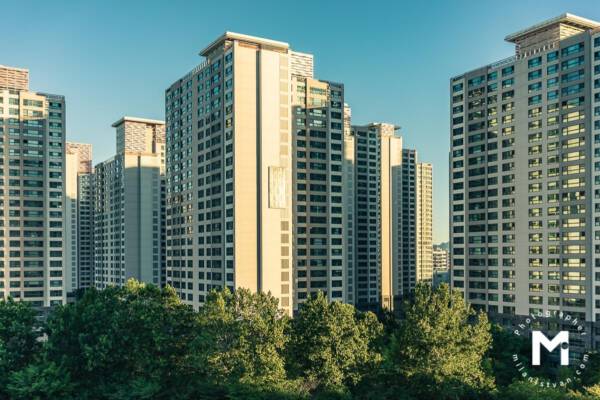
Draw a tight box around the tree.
[382,283,495,399]
[485,323,529,387]
[287,292,383,394]
[500,380,598,400]
[0,298,40,398]
[39,280,200,399]
[6,361,74,400]
[584,384,600,398]
[193,288,291,390]
[580,352,600,388]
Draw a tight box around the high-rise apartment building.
[343,104,355,305]
[344,123,433,310]
[165,33,295,313]
[65,142,93,293]
[93,117,165,289]
[0,65,66,307]
[432,244,451,288]
[416,162,433,283]
[165,32,434,314]
[292,76,347,307]
[449,13,600,350]
[346,123,402,310]
[398,149,433,296]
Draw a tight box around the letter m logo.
[532,331,569,366]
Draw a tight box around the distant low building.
[432,245,449,289]
[433,245,450,272]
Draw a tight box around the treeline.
[0,281,599,399]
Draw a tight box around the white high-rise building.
[398,149,433,296]
[449,13,600,350]
[0,65,66,307]
[346,123,403,310]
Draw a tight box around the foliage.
[0,298,40,399]
[38,280,200,399]
[287,292,383,393]
[580,352,600,388]
[376,283,496,399]
[3,279,600,399]
[6,360,74,400]
[193,288,291,388]
[485,323,529,386]
[499,380,599,400]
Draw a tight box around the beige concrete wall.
[65,152,78,293]
[233,42,259,292]
[416,163,433,284]
[258,49,290,308]
[343,132,355,304]
[388,136,403,302]
[231,42,292,313]
[380,133,403,308]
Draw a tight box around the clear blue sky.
[4,0,599,243]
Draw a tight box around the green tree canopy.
[193,288,291,388]
[0,298,40,398]
[7,279,600,399]
[485,323,529,387]
[287,292,383,394]
[382,283,495,399]
[500,380,599,400]
[38,280,199,399]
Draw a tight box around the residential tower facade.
[93,117,165,288]
[0,65,66,307]
[65,142,93,293]
[165,33,295,313]
[449,13,600,350]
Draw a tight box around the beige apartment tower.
[291,76,347,307]
[0,66,66,307]
[397,149,433,299]
[65,142,93,293]
[165,32,434,313]
[416,162,433,284]
[344,123,433,310]
[433,245,450,272]
[93,117,165,288]
[346,123,403,310]
[166,33,295,313]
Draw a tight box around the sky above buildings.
[4,0,600,243]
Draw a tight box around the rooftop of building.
[351,122,402,138]
[0,65,28,73]
[0,64,30,91]
[66,142,93,156]
[200,31,289,57]
[505,13,600,43]
[365,122,401,130]
[111,116,165,127]
[452,13,600,81]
